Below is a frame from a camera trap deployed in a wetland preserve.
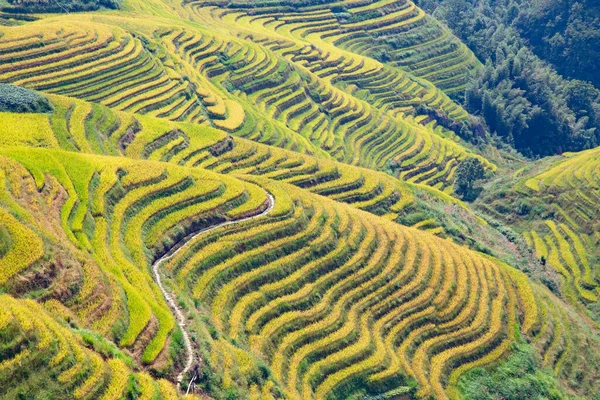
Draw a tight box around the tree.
[455,158,485,200]
[417,0,600,157]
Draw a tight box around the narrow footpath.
[151,193,275,390]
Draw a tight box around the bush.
[0,225,11,259]
[458,340,564,400]
[0,84,52,114]
[5,0,120,13]
[514,198,532,216]
[398,210,431,226]
[416,105,487,144]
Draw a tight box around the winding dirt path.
[151,193,275,388]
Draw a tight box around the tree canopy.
[416,0,600,157]
[455,158,485,200]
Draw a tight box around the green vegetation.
[0,98,598,399]
[0,95,504,254]
[458,336,563,400]
[0,224,11,258]
[517,0,600,87]
[0,84,52,113]
[4,0,120,13]
[416,0,600,157]
[454,157,485,200]
[419,0,600,88]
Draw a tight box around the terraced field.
[0,294,181,399]
[169,180,529,399]
[1,145,597,399]
[524,148,600,233]
[158,27,484,185]
[1,0,599,399]
[0,94,491,237]
[186,0,480,95]
[520,149,600,314]
[468,146,600,331]
[0,146,270,367]
[0,5,489,192]
[0,22,234,126]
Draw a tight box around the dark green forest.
[416,0,600,157]
[514,0,600,87]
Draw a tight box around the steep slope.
[187,0,479,95]
[0,2,492,193]
[0,0,599,399]
[0,147,279,397]
[0,294,182,399]
[1,146,598,399]
[0,147,269,358]
[0,94,487,237]
[416,0,600,158]
[477,148,600,326]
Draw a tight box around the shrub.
[0,225,11,258]
[416,105,487,144]
[514,198,532,216]
[457,341,563,400]
[0,84,52,114]
[5,0,120,13]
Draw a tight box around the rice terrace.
[0,0,598,399]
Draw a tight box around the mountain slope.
[1,144,598,399]
[0,4,490,191]
[0,0,599,399]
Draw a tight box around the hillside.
[0,0,599,399]
[416,0,600,157]
[418,0,600,88]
